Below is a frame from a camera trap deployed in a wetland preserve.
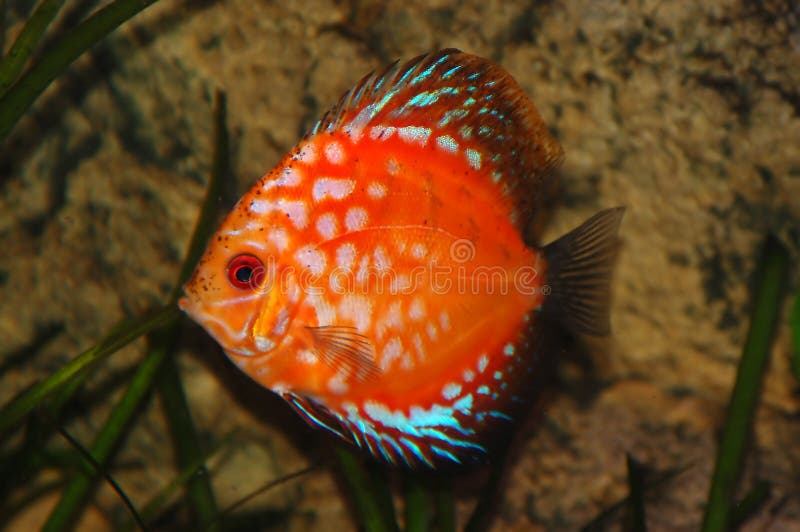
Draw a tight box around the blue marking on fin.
[381,434,407,464]
[400,437,433,467]
[441,65,463,79]
[431,445,461,463]
[410,52,450,85]
[488,410,513,421]
[285,395,345,439]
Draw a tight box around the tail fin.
[542,207,625,336]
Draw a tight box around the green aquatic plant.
[701,236,789,532]
[0,0,160,140]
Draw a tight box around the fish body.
[179,49,623,467]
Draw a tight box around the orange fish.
[179,49,623,467]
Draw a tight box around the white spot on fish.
[328,371,349,394]
[436,135,459,153]
[268,228,289,252]
[336,243,357,271]
[255,336,276,352]
[478,354,489,373]
[412,333,424,361]
[297,349,317,364]
[263,166,302,192]
[463,369,475,382]
[397,125,431,146]
[381,337,403,371]
[324,141,345,165]
[283,200,308,229]
[313,177,355,201]
[465,148,481,170]
[411,243,426,260]
[386,158,400,176]
[249,199,275,214]
[367,181,388,199]
[401,352,414,369]
[271,381,290,394]
[329,270,348,293]
[373,246,391,272]
[442,383,461,400]
[297,142,317,164]
[338,294,373,331]
[477,385,490,395]
[282,166,303,186]
[272,308,290,336]
[426,322,438,341]
[356,254,371,285]
[308,293,335,325]
[376,301,403,340]
[440,311,451,331]
[345,207,368,231]
[494,371,503,380]
[369,125,396,140]
[390,274,411,294]
[504,343,515,357]
[408,298,425,321]
[295,245,327,276]
[316,212,339,240]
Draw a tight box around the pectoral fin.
[307,325,381,382]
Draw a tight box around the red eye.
[227,255,264,290]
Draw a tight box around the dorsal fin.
[306,49,564,230]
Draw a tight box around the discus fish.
[179,49,623,468]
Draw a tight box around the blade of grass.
[153,338,220,530]
[367,459,399,530]
[42,342,169,531]
[581,463,693,531]
[40,90,231,531]
[465,457,506,532]
[729,480,770,529]
[333,445,398,532]
[0,0,6,59]
[403,474,429,532]
[217,463,318,525]
[790,293,799,382]
[701,235,789,532]
[57,426,146,531]
[0,304,179,436]
[625,454,647,532]
[433,479,455,532]
[121,431,237,531]
[0,0,66,95]
[151,90,229,531]
[0,0,159,141]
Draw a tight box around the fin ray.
[543,207,625,336]
[307,325,381,381]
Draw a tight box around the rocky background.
[1,0,799,530]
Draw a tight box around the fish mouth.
[177,295,199,321]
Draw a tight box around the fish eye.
[227,254,264,290]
